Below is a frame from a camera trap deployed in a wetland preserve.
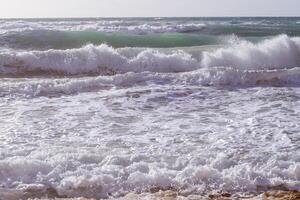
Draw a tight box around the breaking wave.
[0,35,299,73]
[1,34,300,97]
[0,20,207,34]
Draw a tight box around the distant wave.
[1,18,300,38]
[0,20,206,35]
[2,18,300,50]
[0,30,220,49]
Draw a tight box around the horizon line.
[1,16,300,19]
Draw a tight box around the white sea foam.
[0,20,206,34]
[0,85,299,198]
[202,34,300,70]
[0,44,199,75]
[0,35,300,91]
[1,31,300,199]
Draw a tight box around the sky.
[0,0,300,18]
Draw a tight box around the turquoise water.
[1,17,300,49]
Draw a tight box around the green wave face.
[5,28,300,50]
[3,31,222,49]
[1,17,300,50]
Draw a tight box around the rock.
[262,190,300,200]
[1,189,299,200]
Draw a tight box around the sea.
[0,17,299,199]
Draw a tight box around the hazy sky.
[1,0,300,18]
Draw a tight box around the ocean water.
[0,17,300,199]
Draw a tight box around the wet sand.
[1,188,299,200]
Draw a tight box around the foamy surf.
[0,35,300,74]
[0,18,300,199]
[0,35,300,92]
[1,85,300,199]
[1,67,300,98]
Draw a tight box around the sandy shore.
[1,188,299,200]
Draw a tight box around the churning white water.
[0,18,300,199]
[1,83,300,198]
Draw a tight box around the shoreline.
[1,188,299,200]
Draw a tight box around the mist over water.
[0,18,300,199]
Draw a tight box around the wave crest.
[0,44,199,76]
[1,35,300,75]
[202,34,300,70]
[1,35,300,96]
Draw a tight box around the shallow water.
[0,18,300,199]
[1,83,300,198]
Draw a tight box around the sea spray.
[0,35,300,76]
